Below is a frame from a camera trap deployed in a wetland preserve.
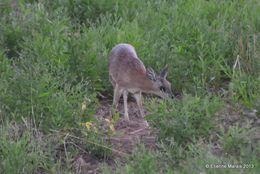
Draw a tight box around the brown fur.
[109,43,172,121]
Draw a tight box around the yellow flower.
[85,122,93,130]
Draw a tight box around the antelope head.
[146,64,173,99]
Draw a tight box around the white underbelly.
[126,88,140,94]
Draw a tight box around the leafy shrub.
[0,3,98,130]
[148,95,222,145]
[0,126,43,174]
[146,94,223,162]
[220,126,249,157]
[1,56,96,130]
[229,74,260,108]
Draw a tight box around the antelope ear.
[146,67,157,81]
[160,64,169,79]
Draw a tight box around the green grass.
[145,95,223,164]
[0,126,42,174]
[0,0,259,173]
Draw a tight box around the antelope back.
[108,43,173,98]
[109,44,146,86]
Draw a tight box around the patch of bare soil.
[74,98,158,173]
[99,99,157,152]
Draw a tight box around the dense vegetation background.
[0,0,259,173]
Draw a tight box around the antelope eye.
[160,86,166,92]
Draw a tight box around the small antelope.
[108,43,173,120]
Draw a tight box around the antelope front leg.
[133,92,145,118]
[111,84,123,117]
[134,92,148,127]
[123,90,129,121]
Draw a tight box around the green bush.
[220,126,251,157]
[0,126,43,174]
[148,95,223,144]
[229,74,260,108]
[4,0,258,94]
[146,95,223,163]
[0,3,98,130]
[1,56,95,130]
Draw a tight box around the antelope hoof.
[124,115,130,121]
[144,120,149,127]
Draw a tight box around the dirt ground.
[74,98,158,174]
[96,99,158,153]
